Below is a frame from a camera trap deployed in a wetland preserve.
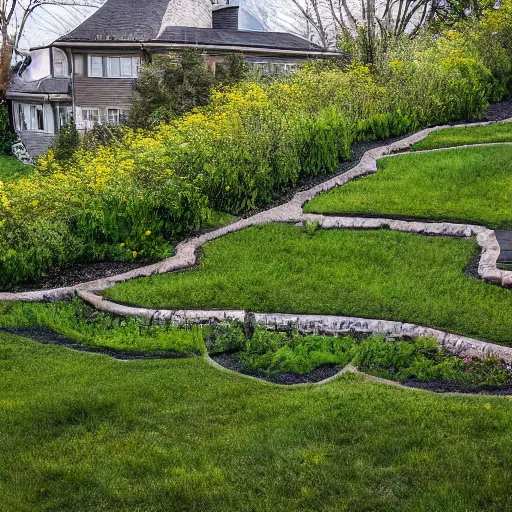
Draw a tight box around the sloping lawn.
[412,122,512,150]
[105,224,512,345]
[2,332,512,512]
[0,154,32,183]
[304,145,512,229]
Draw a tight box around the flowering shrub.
[2,4,512,288]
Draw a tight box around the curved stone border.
[71,295,512,362]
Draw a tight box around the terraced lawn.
[412,122,512,150]
[2,332,512,512]
[304,145,512,228]
[0,154,33,183]
[105,224,512,345]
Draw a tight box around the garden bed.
[206,323,512,394]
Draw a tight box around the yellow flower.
[145,230,152,236]
[132,251,138,259]
[120,243,126,248]
[225,186,231,192]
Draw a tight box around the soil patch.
[211,352,342,384]
[1,326,192,361]
[402,378,512,395]
[8,260,155,293]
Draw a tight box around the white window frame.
[107,108,120,125]
[74,54,84,77]
[88,55,140,78]
[29,105,45,132]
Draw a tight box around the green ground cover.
[412,122,512,150]
[2,332,512,511]
[0,301,202,355]
[0,155,32,183]
[304,145,512,228]
[105,224,512,345]
[208,323,512,386]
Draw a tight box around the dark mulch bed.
[7,100,512,294]
[482,99,512,122]
[8,260,155,294]
[1,326,191,361]
[211,352,342,385]
[402,378,512,396]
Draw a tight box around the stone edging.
[71,296,512,362]
[2,119,512,363]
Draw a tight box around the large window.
[74,54,84,77]
[53,48,69,77]
[88,56,140,78]
[30,105,44,131]
[18,104,27,131]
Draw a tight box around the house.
[7,0,339,157]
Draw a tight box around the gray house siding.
[74,77,137,109]
[18,131,56,158]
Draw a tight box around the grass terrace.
[3,331,512,511]
[411,122,512,150]
[0,154,33,183]
[304,145,512,228]
[105,224,512,345]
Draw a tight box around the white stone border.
[3,119,512,361]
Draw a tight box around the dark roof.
[58,0,170,42]
[156,27,323,52]
[8,76,71,94]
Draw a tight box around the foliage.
[130,50,215,129]
[206,322,512,385]
[105,224,512,346]
[53,119,80,163]
[0,103,14,154]
[3,4,512,287]
[0,299,204,355]
[353,335,512,386]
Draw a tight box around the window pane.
[37,108,44,130]
[74,55,84,76]
[121,57,132,77]
[108,109,120,124]
[90,56,103,77]
[110,57,121,77]
[132,57,140,76]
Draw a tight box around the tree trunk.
[0,30,13,101]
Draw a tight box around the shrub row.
[2,4,512,288]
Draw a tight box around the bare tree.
[0,0,101,98]
[273,0,433,51]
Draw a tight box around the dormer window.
[53,48,69,77]
[88,55,140,78]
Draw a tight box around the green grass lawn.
[0,154,32,183]
[105,224,512,345]
[0,301,203,355]
[412,122,512,150]
[2,332,512,512]
[304,145,512,228]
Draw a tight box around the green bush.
[207,323,512,386]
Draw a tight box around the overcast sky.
[20,0,303,50]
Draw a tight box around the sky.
[20,0,305,50]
